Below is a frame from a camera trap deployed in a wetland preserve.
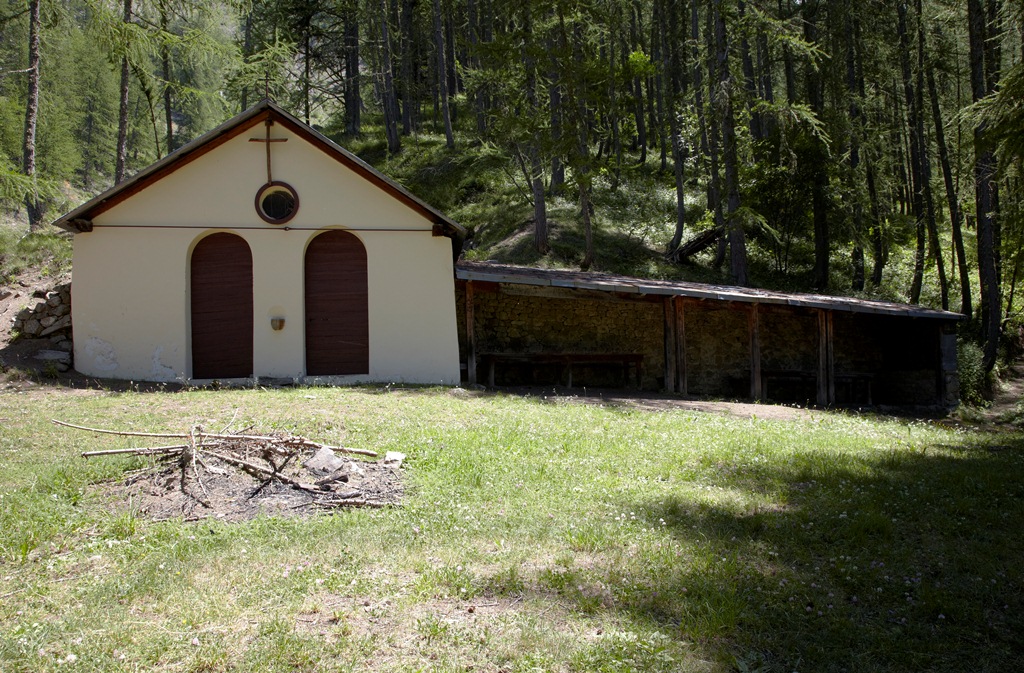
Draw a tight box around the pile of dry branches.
[56,419,393,510]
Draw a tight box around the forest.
[2,0,1023,380]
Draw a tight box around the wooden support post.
[749,303,762,400]
[465,281,477,385]
[676,297,687,396]
[663,296,677,393]
[938,321,958,406]
[826,311,835,404]
[817,309,827,405]
[817,309,835,405]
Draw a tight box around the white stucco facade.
[65,107,461,385]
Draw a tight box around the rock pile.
[9,282,73,370]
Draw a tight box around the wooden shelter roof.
[456,261,963,320]
[50,99,466,239]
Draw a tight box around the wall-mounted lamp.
[271,317,286,331]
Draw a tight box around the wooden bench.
[479,353,643,389]
[835,372,875,405]
[762,369,875,405]
[761,370,818,402]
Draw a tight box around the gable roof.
[456,261,964,321]
[51,99,465,239]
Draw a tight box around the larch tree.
[22,0,42,229]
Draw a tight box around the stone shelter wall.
[758,305,820,403]
[457,282,665,389]
[683,301,752,397]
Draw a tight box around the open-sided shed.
[456,262,962,407]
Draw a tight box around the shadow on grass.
[560,436,1024,672]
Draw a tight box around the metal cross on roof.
[248,117,287,184]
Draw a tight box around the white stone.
[382,451,406,467]
[34,350,72,364]
[305,447,347,474]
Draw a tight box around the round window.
[255,182,299,224]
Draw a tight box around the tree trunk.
[915,0,947,310]
[898,2,926,304]
[654,0,671,172]
[609,30,622,189]
[579,179,594,270]
[445,9,458,98]
[115,0,133,184]
[715,0,747,286]
[867,156,886,285]
[468,0,486,135]
[804,2,828,290]
[928,65,971,316]
[847,14,865,291]
[379,0,401,154]
[757,30,775,143]
[968,0,1000,370]
[781,0,797,105]
[665,0,687,253]
[577,104,595,269]
[698,0,725,268]
[241,12,253,110]
[549,49,565,192]
[523,6,547,253]
[400,0,415,135]
[738,0,762,145]
[22,0,42,230]
[630,5,647,163]
[433,0,455,148]
[344,14,361,135]
[891,83,911,216]
[303,28,311,124]
[161,8,174,155]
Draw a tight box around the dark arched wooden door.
[305,230,369,375]
[190,233,253,379]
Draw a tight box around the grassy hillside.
[0,228,71,286]
[341,125,947,307]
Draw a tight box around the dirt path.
[967,362,1024,429]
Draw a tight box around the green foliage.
[571,631,677,672]
[958,338,988,407]
[974,62,1024,161]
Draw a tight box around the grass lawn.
[0,384,1021,672]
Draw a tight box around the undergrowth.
[0,228,72,283]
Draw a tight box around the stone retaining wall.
[9,282,73,370]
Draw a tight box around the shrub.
[957,338,987,407]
